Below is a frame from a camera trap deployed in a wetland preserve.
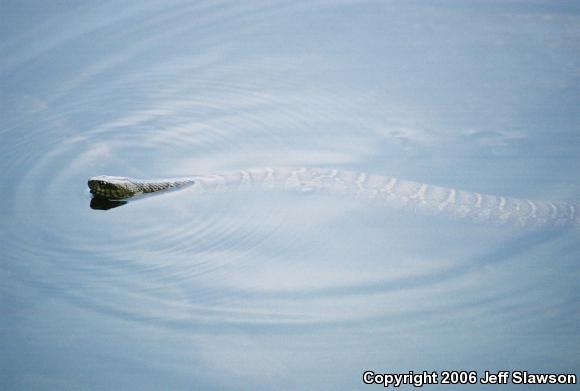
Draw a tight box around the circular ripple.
[2,0,562,329]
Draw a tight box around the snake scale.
[89,167,579,227]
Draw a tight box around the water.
[1,1,579,389]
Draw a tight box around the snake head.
[88,175,140,200]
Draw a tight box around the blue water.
[1,1,579,389]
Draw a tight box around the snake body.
[89,175,195,199]
[88,167,579,227]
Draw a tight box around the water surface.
[1,1,579,389]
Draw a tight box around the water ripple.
[2,0,576,332]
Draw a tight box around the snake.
[88,167,579,227]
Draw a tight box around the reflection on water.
[1,1,579,390]
[90,197,128,210]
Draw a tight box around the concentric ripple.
[1,0,578,335]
